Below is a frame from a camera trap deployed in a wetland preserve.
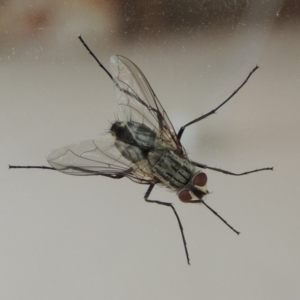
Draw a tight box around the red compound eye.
[192,172,207,187]
[178,189,192,202]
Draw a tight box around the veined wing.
[47,138,154,184]
[110,55,185,154]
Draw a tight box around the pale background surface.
[1,1,300,299]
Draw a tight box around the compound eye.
[178,189,192,202]
[193,172,207,187]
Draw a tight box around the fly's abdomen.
[148,149,195,190]
[114,140,145,163]
[111,121,157,150]
[114,140,152,174]
[127,122,157,149]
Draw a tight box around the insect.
[10,35,273,265]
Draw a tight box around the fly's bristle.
[100,130,110,136]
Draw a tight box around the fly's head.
[178,171,208,202]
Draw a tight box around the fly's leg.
[177,66,259,141]
[79,35,162,128]
[78,35,113,81]
[9,165,55,170]
[192,161,273,176]
[144,184,190,265]
[188,197,240,235]
[9,165,129,178]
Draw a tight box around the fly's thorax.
[110,121,157,150]
[148,149,195,190]
[177,172,208,202]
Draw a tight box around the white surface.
[1,7,300,300]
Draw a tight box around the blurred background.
[1,0,300,299]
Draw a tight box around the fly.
[9,35,273,265]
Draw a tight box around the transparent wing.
[110,55,185,154]
[47,138,154,184]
